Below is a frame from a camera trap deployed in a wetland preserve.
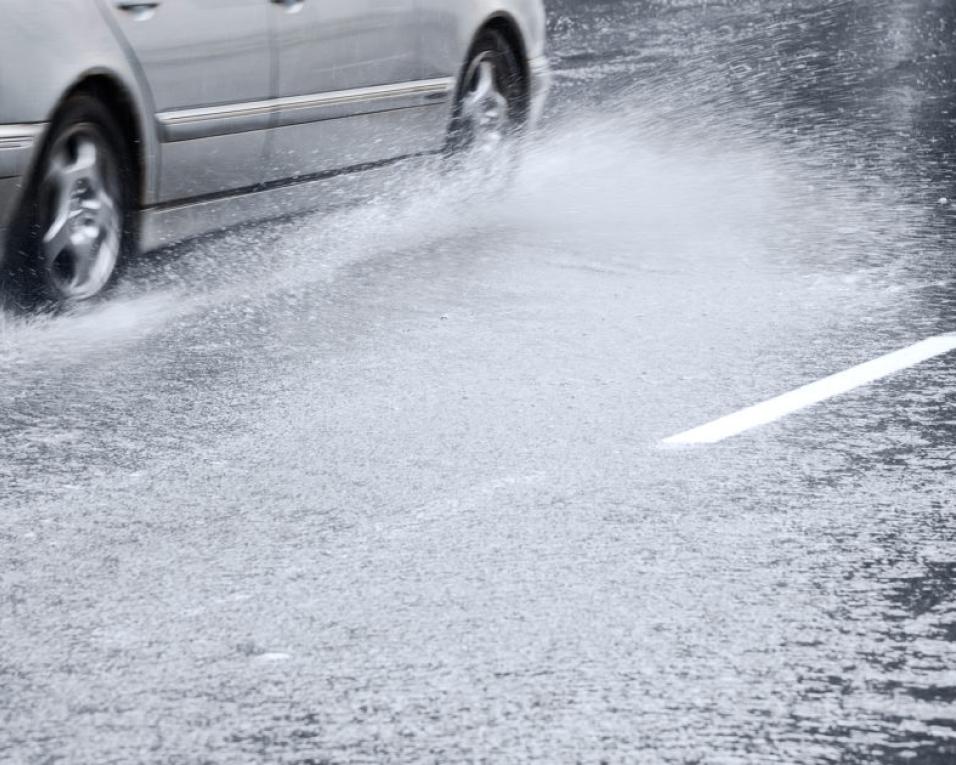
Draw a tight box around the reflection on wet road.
[3,1,956,762]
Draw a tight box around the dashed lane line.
[662,333,956,446]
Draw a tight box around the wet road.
[3,1,956,762]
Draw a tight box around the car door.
[267,0,450,181]
[104,0,272,201]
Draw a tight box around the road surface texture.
[3,1,956,762]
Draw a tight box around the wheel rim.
[460,54,511,154]
[39,126,122,301]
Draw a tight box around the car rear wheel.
[446,29,526,181]
[5,95,134,308]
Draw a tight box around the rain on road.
[3,1,956,762]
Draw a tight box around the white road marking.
[254,652,292,662]
[662,333,956,446]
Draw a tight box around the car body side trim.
[156,78,455,142]
[0,124,44,148]
[0,124,46,178]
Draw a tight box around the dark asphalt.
[3,2,956,762]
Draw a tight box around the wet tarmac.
[2,1,956,762]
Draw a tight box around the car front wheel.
[446,29,526,181]
[5,94,133,308]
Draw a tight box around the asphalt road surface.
[3,1,956,762]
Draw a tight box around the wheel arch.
[48,71,148,210]
[472,12,531,124]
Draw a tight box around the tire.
[446,28,527,182]
[3,94,135,309]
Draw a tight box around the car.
[0,0,550,308]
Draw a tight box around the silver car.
[0,0,550,307]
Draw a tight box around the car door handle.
[271,0,305,12]
[116,1,160,19]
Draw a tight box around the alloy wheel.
[460,55,511,156]
[38,125,123,301]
